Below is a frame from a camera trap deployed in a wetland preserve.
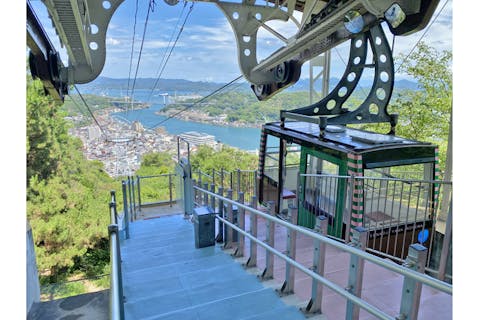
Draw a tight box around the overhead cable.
[395,0,450,72]
[73,84,108,140]
[129,0,156,104]
[148,75,244,129]
[126,0,139,99]
[147,2,194,102]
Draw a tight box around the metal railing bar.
[195,186,452,294]
[301,173,452,186]
[138,173,176,179]
[215,214,394,320]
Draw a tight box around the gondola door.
[298,147,348,238]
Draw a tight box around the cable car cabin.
[258,121,438,261]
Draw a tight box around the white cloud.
[106,37,121,46]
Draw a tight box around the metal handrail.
[216,215,394,320]
[194,186,452,295]
[108,192,124,320]
[109,224,123,320]
[300,173,452,185]
[138,173,176,179]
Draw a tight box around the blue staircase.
[121,215,306,320]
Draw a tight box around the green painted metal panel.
[297,146,348,238]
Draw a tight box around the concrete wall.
[27,222,40,314]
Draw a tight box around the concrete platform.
[27,290,109,320]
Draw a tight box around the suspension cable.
[395,0,450,72]
[126,0,139,99]
[73,85,108,140]
[129,0,156,105]
[148,75,244,129]
[147,2,194,103]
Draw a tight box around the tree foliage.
[190,145,258,174]
[360,42,452,171]
[27,78,116,284]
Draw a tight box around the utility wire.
[126,0,139,99]
[395,0,450,72]
[147,2,194,102]
[148,75,244,129]
[73,84,108,140]
[130,0,156,105]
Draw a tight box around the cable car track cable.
[147,2,194,103]
[395,0,450,73]
[126,0,139,100]
[130,0,156,105]
[148,74,243,129]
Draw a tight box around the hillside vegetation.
[27,78,117,298]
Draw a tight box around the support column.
[398,244,428,320]
[303,216,327,315]
[245,195,258,268]
[345,227,368,320]
[260,201,275,280]
[279,204,298,295]
[347,153,364,235]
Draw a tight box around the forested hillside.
[27,78,117,298]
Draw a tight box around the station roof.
[264,121,437,168]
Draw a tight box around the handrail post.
[216,187,224,243]
[261,201,275,280]
[224,189,234,249]
[110,190,117,225]
[279,204,298,295]
[437,198,452,281]
[127,177,133,222]
[245,195,258,268]
[345,176,355,243]
[346,227,368,320]
[121,181,130,239]
[210,183,216,212]
[169,174,173,207]
[398,244,428,320]
[237,169,241,199]
[234,192,245,257]
[303,215,327,314]
[131,176,136,219]
[192,179,197,205]
[136,176,142,212]
[203,183,209,207]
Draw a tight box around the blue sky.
[31,0,452,83]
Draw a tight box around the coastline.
[156,108,262,129]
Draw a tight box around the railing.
[192,185,452,320]
[122,174,177,221]
[108,191,124,320]
[194,168,257,205]
[300,173,452,282]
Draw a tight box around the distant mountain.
[77,77,227,93]
[77,76,418,95]
[286,77,419,92]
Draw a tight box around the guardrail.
[300,173,452,282]
[192,185,452,320]
[108,191,124,320]
[122,174,177,221]
[194,168,257,205]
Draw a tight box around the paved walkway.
[121,214,307,320]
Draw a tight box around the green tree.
[190,145,257,173]
[27,80,69,183]
[27,78,116,286]
[361,42,452,171]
